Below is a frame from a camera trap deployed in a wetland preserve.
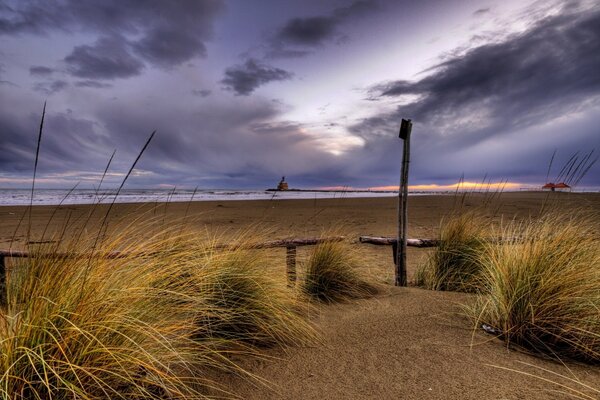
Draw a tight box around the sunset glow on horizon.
[322,181,527,192]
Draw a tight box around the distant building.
[277,176,289,191]
[542,182,571,192]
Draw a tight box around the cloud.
[33,79,68,94]
[277,16,337,46]
[0,106,113,178]
[1,0,224,75]
[346,5,600,186]
[0,91,353,189]
[29,65,54,76]
[74,80,112,89]
[132,27,207,67]
[269,0,379,58]
[221,58,293,96]
[64,35,144,79]
[473,7,490,16]
[362,6,600,143]
[192,89,211,97]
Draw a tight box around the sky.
[0,0,599,190]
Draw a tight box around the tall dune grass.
[0,222,315,398]
[2,227,206,398]
[302,240,378,303]
[470,211,600,362]
[183,241,316,347]
[416,211,490,291]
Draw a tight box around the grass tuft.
[416,211,490,291]
[302,240,378,303]
[187,241,316,348]
[469,211,600,363]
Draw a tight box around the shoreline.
[0,188,596,207]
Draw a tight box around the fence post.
[286,245,297,286]
[396,119,412,286]
[0,256,6,308]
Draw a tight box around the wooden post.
[396,119,412,286]
[0,256,6,308]
[286,245,297,286]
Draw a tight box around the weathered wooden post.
[396,119,412,286]
[0,255,6,308]
[286,245,297,286]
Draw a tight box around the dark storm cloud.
[0,106,112,177]
[221,58,293,96]
[0,0,223,74]
[29,65,54,76]
[348,6,600,186]
[269,0,379,57]
[361,6,600,143]
[64,36,144,79]
[277,17,337,46]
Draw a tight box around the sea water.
[1,187,596,206]
[0,188,400,206]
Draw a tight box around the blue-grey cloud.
[363,6,600,143]
[132,27,207,67]
[1,0,224,75]
[221,58,293,96]
[277,16,337,46]
[33,79,68,95]
[192,89,212,97]
[0,106,112,176]
[74,80,112,89]
[64,35,144,79]
[473,7,490,16]
[29,65,54,76]
[269,0,379,58]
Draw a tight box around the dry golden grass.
[415,211,491,291]
[470,211,600,363]
[0,221,315,399]
[301,239,378,303]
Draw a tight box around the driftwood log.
[359,236,440,248]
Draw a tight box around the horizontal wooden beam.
[359,236,440,248]
[232,236,345,249]
[0,236,346,259]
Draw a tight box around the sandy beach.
[1,192,599,399]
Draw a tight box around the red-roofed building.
[542,182,571,191]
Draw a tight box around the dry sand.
[1,192,599,399]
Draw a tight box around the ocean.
[0,188,400,206]
[1,187,596,206]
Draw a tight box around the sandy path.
[223,287,600,400]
